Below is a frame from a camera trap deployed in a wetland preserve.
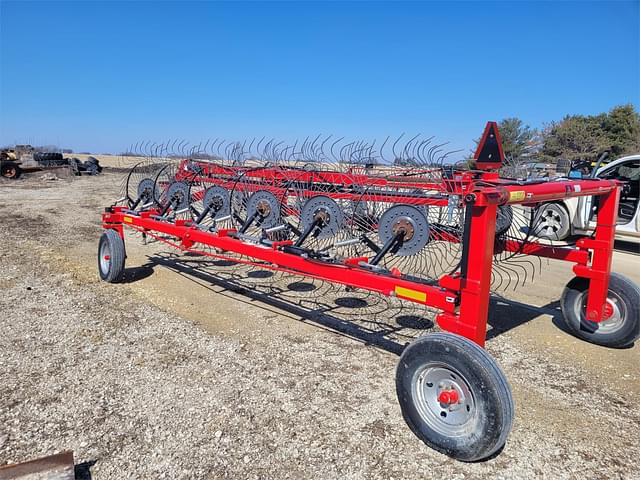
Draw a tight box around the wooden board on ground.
[0,451,74,480]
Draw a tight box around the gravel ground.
[0,172,639,479]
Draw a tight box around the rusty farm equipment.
[98,123,640,461]
[0,145,102,179]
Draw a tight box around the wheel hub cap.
[412,364,475,436]
[256,199,272,216]
[603,300,615,320]
[575,290,626,333]
[392,216,415,241]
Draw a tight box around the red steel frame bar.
[108,174,621,348]
[437,199,498,345]
[573,187,619,322]
[103,209,459,313]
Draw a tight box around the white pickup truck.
[535,154,640,242]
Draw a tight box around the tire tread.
[99,230,125,283]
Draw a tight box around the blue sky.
[1,1,638,157]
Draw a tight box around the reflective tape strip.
[509,190,526,202]
[394,286,427,303]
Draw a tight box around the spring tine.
[316,135,329,163]
[255,136,265,159]
[209,138,219,160]
[378,136,390,164]
[247,137,256,159]
[329,136,343,164]
[391,133,405,163]
[403,134,420,164]
[273,140,284,164]
[212,138,221,159]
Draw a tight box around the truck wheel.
[396,333,514,462]
[495,205,513,237]
[533,203,571,240]
[98,230,126,283]
[560,273,640,348]
[1,161,22,179]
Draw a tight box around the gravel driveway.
[1,172,639,479]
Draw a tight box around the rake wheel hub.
[313,208,331,226]
[256,199,272,217]
[166,182,190,210]
[137,178,155,202]
[203,186,230,217]
[378,204,430,256]
[300,196,344,240]
[392,216,415,241]
[246,190,280,228]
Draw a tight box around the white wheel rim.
[573,290,626,334]
[411,362,476,436]
[99,241,111,274]
[539,208,564,236]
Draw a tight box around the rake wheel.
[349,184,462,281]
[123,160,165,209]
[152,162,178,208]
[230,167,288,239]
[282,167,355,253]
[378,204,430,256]
[246,190,281,229]
[188,185,232,229]
[151,161,203,220]
[299,195,345,241]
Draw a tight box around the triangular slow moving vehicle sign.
[474,121,505,170]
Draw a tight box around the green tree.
[602,104,640,157]
[541,104,640,163]
[497,117,537,160]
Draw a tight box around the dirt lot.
[1,170,639,479]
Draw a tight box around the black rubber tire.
[86,156,102,173]
[98,230,126,283]
[34,152,64,165]
[560,273,640,348]
[495,205,513,237]
[1,161,22,179]
[396,333,514,462]
[533,202,571,240]
[84,162,99,175]
[68,158,81,175]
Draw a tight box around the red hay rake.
[99,123,639,461]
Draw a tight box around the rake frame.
[102,174,619,348]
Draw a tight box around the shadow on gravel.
[133,252,564,355]
[614,239,640,255]
[119,263,155,283]
[75,459,96,479]
[486,298,561,341]
[146,253,413,355]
